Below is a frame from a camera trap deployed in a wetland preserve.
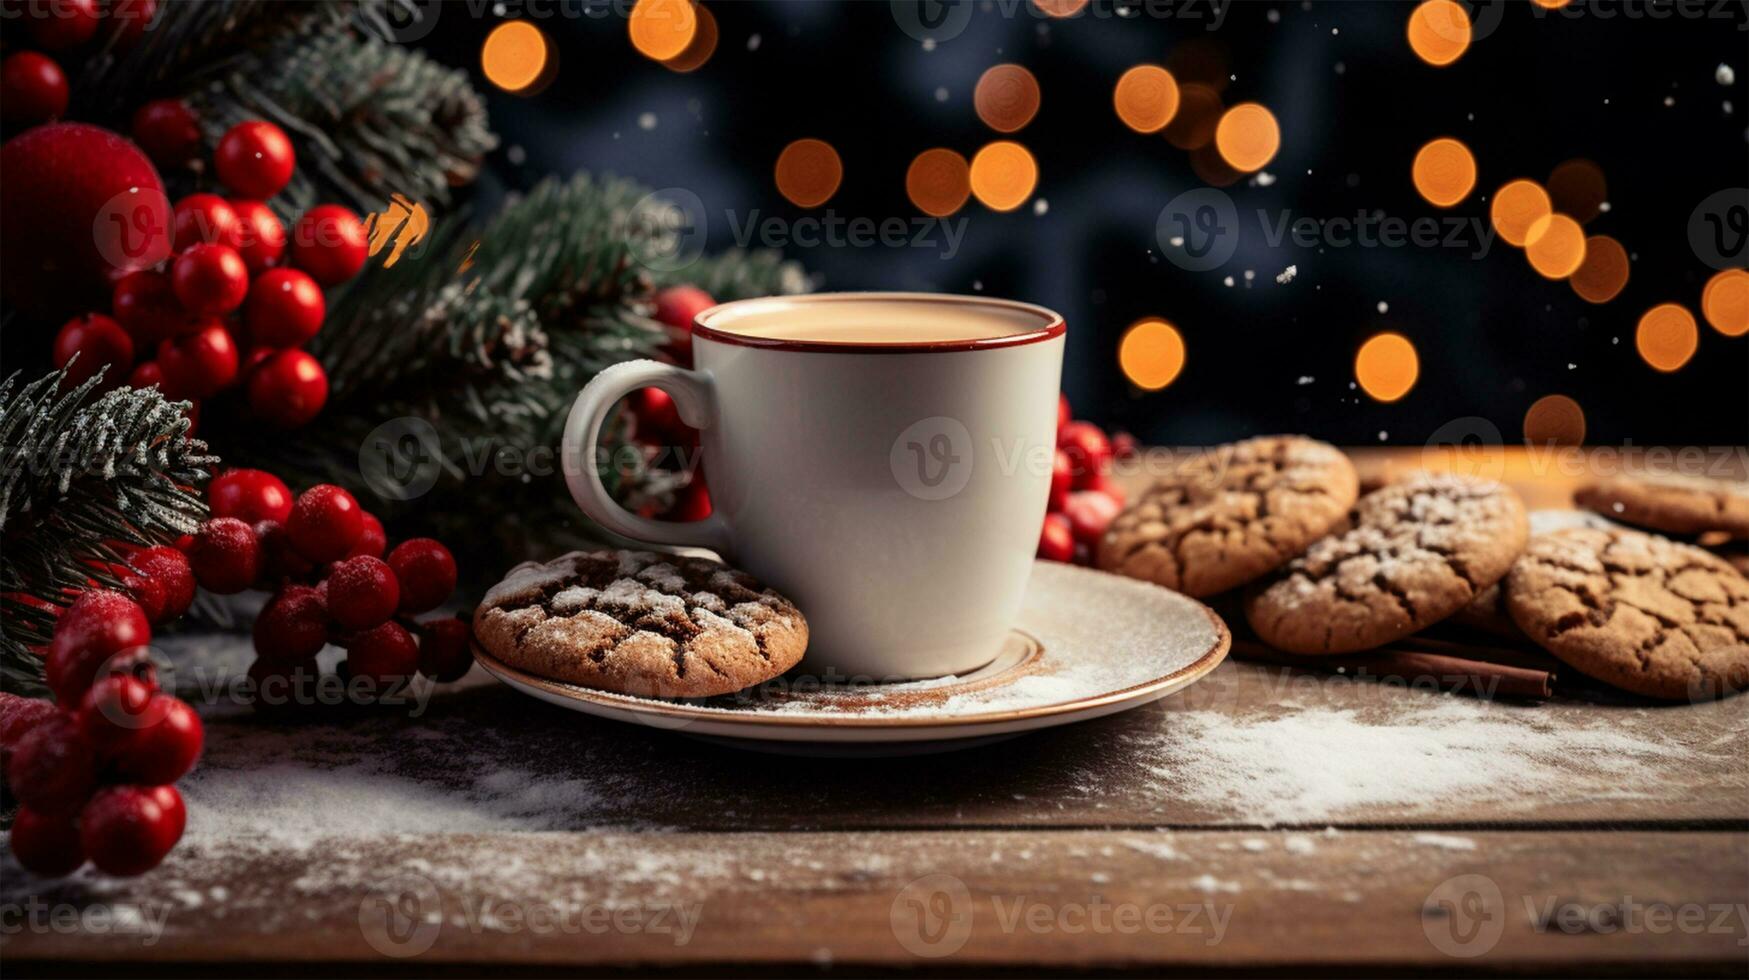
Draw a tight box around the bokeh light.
[1524,214,1586,279]
[1119,318,1186,390]
[628,0,697,62]
[1355,332,1420,403]
[905,148,972,217]
[969,141,1038,212]
[1163,83,1223,150]
[1701,268,1749,337]
[975,64,1042,133]
[1489,179,1552,247]
[774,138,843,208]
[481,21,550,94]
[1213,102,1279,172]
[1635,303,1698,372]
[1113,65,1180,134]
[1546,158,1607,223]
[1411,138,1475,208]
[1568,235,1630,303]
[1530,0,1573,8]
[1407,0,1471,67]
[1189,145,1243,188]
[1523,394,1586,445]
[1033,0,1089,15]
[661,2,717,72]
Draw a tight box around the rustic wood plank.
[4,830,1744,974]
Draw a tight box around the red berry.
[1063,490,1122,545]
[253,518,315,584]
[1058,421,1113,487]
[171,243,249,315]
[287,485,364,563]
[1111,430,1140,460]
[80,784,182,876]
[290,204,368,285]
[417,617,474,683]
[230,199,286,273]
[9,806,85,876]
[1038,513,1074,562]
[1057,393,1072,435]
[129,98,200,166]
[75,673,157,756]
[171,193,243,251]
[186,517,260,594]
[0,695,59,776]
[632,386,687,444]
[246,348,328,428]
[52,313,134,390]
[346,621,418,684]
[325,555,400,630]
[109,694,201,784]
[244,268,325,348]
[145,783,185,841]
[45,589,151,704]
[1049,448,1073,513]
[387,538,456,613]
[126,360,163,389]
[25,0,100,51]
[208,468,294,524]
[112,270,192,347]
[7,714,96,817]
[670,478,712,522]
[157,322,239,399]
[347,512,387,559]
[104,0,158,49]
[0,52,69,126]
[214,120,295,199]
[126,545,195,624]
[652,284,715,364]
[1080,470,1127,507]
[253,583,328,662]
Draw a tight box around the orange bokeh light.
[1162,83,1223,150]
[1489,179,1552,247]
[905,148,972,217]
[661,2,717,72]
[1213,102,1279,172]
[1531,0,1573,8]
[969,141,1038,212]
[1635,304,1699,372]
[1411,138,1475,208]
[774,138,843,208]
[1524,215,1587,279]
[1113,65,1180,134]
[975,64,1042,133]
[1407,0,1471,67]
[629,0,698,62]
[1568,235,1630,304]
[1355,332,1420,403]
[1119,318,1186,390]
[481,21,550,94]
[1701,268,1749,338]
[1523,394,1586,446]
[1033,0,1089,15]
[1547,158,1607,223]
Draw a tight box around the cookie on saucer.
[1575,472,1749,539]
[473,550,808,698]
[1505,527,1749,700]
[1245,474,1528,654]
[1096,436,1358,597]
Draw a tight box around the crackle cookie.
[1096,436,1358,598]
[1244,474,1528,654]
[1575,472,1749,539]
[1448,509,1623,637]
[1505,527,1749,700]
[473,550,808,698]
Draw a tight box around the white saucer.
[474,561,1230,756]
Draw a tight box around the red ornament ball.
[287,484,364,563]
[1063,490,1122,545]
[7,714,96,818]
[8,806,85,877]
[25,0,100,51]
[1048,448,1073,513]
[0,52,69,126]
[652,284,716,364]
[186,517,260,594]
[124,545,195,625]
[1037,512,1074,562]
[52,313,134,390]
[214,120,295,199]
[325,555,400,631]
[1057,393,1072,435]
[129,98,200,166]
[346,621,419,684]
[0,123,172,316]
[108,693,201,785]
[253,584,328,663]
[80,784,183,877]
[387,538,456,614]
[208,468,294,524]
[290,204,368,285]
[1058,421,1113,488]
[244,268,325,348]
[171,242,249,315]
[670,478,713,522]
[45,589,152,704]
[157,322,238,399]
[171,193,242,251]
[112,270,192,347]
[348,512,387,559]
[246,349,328,428]
[230,199,286,272]
[631,386,688,445]
[417,617,474,683]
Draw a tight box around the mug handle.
[561,359,732,555]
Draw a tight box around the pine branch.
[657,247,816,302]
[0,370,217,693]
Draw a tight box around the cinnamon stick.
[1231,640,1555,700]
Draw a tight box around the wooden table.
[4,448,1747,976]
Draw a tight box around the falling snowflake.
[638,112,658,131]
[1033,198,1050,216]
[1276,265,1298,284]
[1718,64,1736,86]
[1377,301,1389,314]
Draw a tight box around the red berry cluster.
[49,117,370,431]
[630,284,717,522]
[2,584,201,878]
[186,471,473,705]
[1038,395,1138,565]
[0,0,157,129]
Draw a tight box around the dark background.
[421,0,1748,446]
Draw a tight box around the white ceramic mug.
[562,292,1065,680]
